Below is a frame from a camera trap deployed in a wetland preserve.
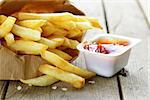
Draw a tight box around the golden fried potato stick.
[0,15,7,24]
[12,24,41,41]
[42,22,67,37]
[74,16,103,29]
[48,35,65,47]
[10,40,48,55]
[36,27,43,32]
[52,21,76,30]
[75,22,93,30]
[4,32,15,46]
[40,51,96,79]
[20,75,59,86]
[17,19,47,29]
[38,37,58,49]
[39,64,85,88]
[18,12,74,21]
[62,38,79,49]
[0,16,16,38]
[48,48,72,61]
[67,29,82,38]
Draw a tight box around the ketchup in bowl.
[83,37,129,54]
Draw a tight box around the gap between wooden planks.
[103,0,149,100]
[2,0,120,100]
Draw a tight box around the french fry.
[36,27,43,32]
[75,22,93,30]
[97,37,129,46]
[67,29,82,38]
[38,37,58,49]
[4,32,15,46]
[42,22,67,37]
[74,16,103,29]
[12,24,41,41]
[18,12,74,21]
[48,35,65,47]
[0,15,7,24]
[20,75,59,86]
[39,64,85,88]
[52,21,76,30]
[40,51,96,79]
[42,22,56,37]
[10,40,48,55]
[48,48,72,61]
[63,38,79,49]
[0,16,16,38]
[17,19,47,29]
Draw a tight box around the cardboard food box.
[0,0,84,80]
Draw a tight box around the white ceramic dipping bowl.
[77,33,141,77]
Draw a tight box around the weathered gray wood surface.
[4,0,120,100]
[0,81,8,99]
[0,81,4,99]
[104,0,149,100]
[137,0,150,24]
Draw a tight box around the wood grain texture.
[104,0,149,100]
[0,81,8,99]
[5,0,120,100]
[137,0,150,24]
[0,81,4,99]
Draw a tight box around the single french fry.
[4,32,15,46]
[10,40,48,55]
[12,24,41,41]
[18,12,74,21]
[42,22,56,37]
[42,22,67,37]
[48,35,65,47]
[17,19,47,29]
[39,64,85,88]
[48,48,72,61]
[36,27,43,32]
[0,15,7,24]
[97,37,129,46]
[62,38,79,49]
[20,75,59,86]
[38,37,58,49]
[67,29,82,38]
[40,51,96,79]
[75,22,93,30]
[0,16,16,38]
[52,21,76,30]
[74,16,103,29]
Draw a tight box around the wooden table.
[0,0,149,100]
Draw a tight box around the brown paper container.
[0,0,84,80]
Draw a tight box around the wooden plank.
[5,0,120,100]
[137,0,150,24]
[104,0,149,100]
[0,81,9,99]
[0,81,4,99]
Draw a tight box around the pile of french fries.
[0,12,102,88]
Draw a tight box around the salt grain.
[52,86,57,90]
[61,87,68,91]
[88,80,95,84]
[17,86,22,90]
